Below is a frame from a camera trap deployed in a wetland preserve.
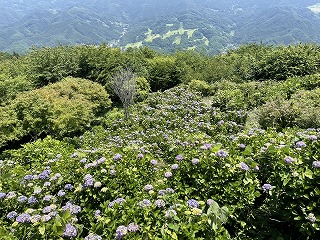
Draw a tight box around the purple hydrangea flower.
[187,199,199,208]
[239,143,246,149]
[18,195,28,203]
[154,199,166,208]
[191,158,200,165]
[312,161,320,168]
[113,153,122,161]
[38,169,51,180]
[144,184,153,191]
[216,150,228,158]
[284,156,294,164]
[150,159,158,166]
[137,153,144,159]
[164,172,173,178]
[6,191,16,199]
[110,169,116,175]
[41,214,52,222]
[16,213,31,223]
[62,202,81,215]
[240,162,249,171]
[62,223,77,238]
[254,165,260,171]
[218,120,224,126]
[51,173,62,181]
[115,225,128,239]
[44,181,51,187]
[127,223,139,232]
[262,184,272,192]
[43,195,54,202]
[42,204,57,214]
[94,210,101,218]
[166,188,174,194]
[309,135,317,141]
[295,141,306,148]
[28,196,38,205]
[84,174,95,187]
[165,209,177,219]
[30,214,41,223]
[108,198,126,208]
[24,175,34,181]
[138,199,152,208]
[7,211,18,220]
[64,184,73,190]
[176,154,183,161]
[57,190,66,197]
[207,199,214,206]
[171,164,179,170]
[0,192,6,199]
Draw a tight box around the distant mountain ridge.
[0,0,320,53]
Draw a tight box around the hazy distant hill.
[0,0,320,53]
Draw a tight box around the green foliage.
[0,77,111,147]
[188,79,211,96]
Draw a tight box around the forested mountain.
[1,0,320,53]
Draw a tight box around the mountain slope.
[0,0,320,53]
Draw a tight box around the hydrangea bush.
[0,87,319,239]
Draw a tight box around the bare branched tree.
[110,68,137,119]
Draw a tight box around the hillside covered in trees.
[1,0,320,53]
[0,43,320,239]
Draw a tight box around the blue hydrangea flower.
[239,143,246,149]
[138,199,152,208]
[28,196,38,205]
[18,195,28,203]
[284,156,294,164]
[191,158,200,165]
[165,209,177,219]
[44,181,51,187]
[115,225,127,239]
[62,223,77,238]
[171,164,179,170]
[6,211,18,220]
[187,199,199,208]
[295,141,306,148]
[30,214,42,223]
[312,161,320,168]
[240,162,249,171]
[6,191,16,199]
[137,153,144,159]
[144,184,153,191]
[154,199,166,208]
[127,223,139,232]
[16,213,31,223]
[80,158,87,164]
[41,214,52,222]
[24,175,34,181]
[150,159,158,166]
[262,183,272,192]
[113,153,122,161]
[176,154,183,161]
[0,192,6,199]
[94,210,101,218]
[62,202,81,215]
[57,190,66,197]
[309,135,317,141]
[164,172,172,178]
[216,150,228,158]
[84,174,95,187]
[207,199,214,206]
[64,184,73,190]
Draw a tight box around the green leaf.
[305,169,313,179]
[168,223,180,232]
[39,225,45,235]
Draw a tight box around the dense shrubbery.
[0,77,111,147]
[1,43,320,239]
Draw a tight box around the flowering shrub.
[0,86,319,239]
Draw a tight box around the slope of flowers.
[0,87,319,239]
